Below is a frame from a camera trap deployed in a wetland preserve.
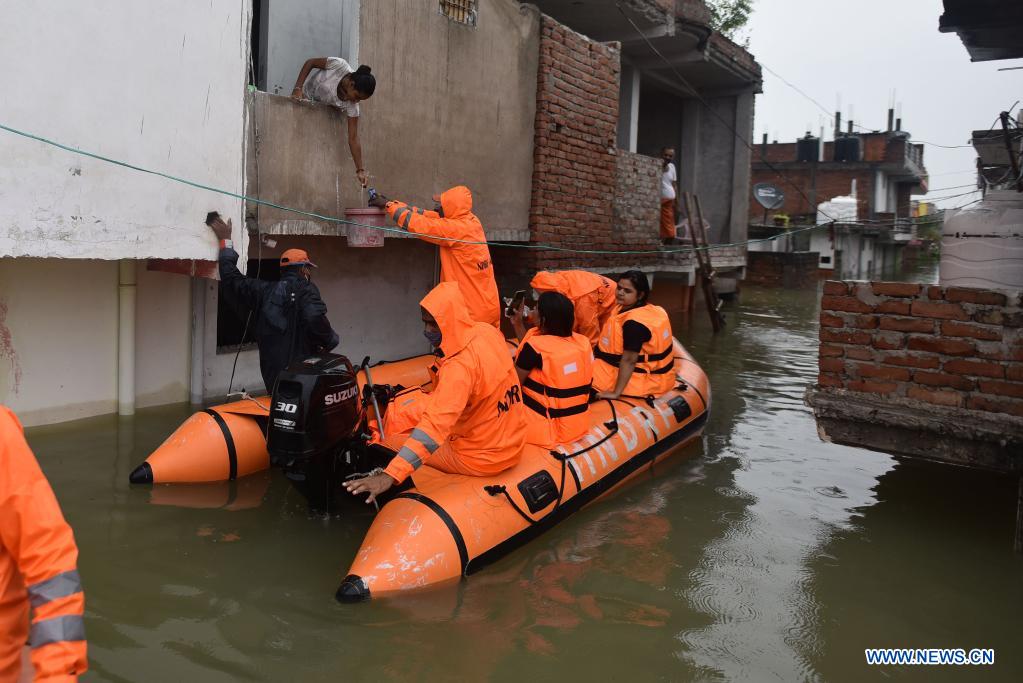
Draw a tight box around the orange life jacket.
[592,304,675,397]
[386,186,501,328]
[516,328,594,447]
[0,406,88,681]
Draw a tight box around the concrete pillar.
[117,260,136,416]
[189,277,206,405]
[729,90,755,246]
[617,63,641,152]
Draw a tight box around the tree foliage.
[705,0,754,41]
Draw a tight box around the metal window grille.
[439,0,477,26]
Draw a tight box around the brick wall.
[746,251,818,288]
[818,281,1023,417]
[750,167,873,220]
[612,151,662,257]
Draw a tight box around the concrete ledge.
[805,386,1023,473]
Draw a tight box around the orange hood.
[437,185,473,220]
[420,281,476,358]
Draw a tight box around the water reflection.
[23,259,1022,681]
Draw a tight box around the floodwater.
[26,259,1022,682]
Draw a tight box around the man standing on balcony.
[660,147,679,244]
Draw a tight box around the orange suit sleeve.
[383,360,473,483]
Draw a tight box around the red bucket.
[344,208,387,247]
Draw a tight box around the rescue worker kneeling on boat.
[1,406,88,682]
[207,213,340,394]
[513,292,594,448]
[528,270,617,347]
[344,282,526,504]
[369,186,501,328]
[593,270,676,400]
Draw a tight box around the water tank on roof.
[833,135,862,162]
[796,132,819,162]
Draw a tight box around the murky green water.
[26,259,1023,682]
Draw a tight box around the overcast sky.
[745,0,1022,209]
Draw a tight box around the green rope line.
[2,120,836,256]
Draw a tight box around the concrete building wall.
[0,259,191,426]
[249,0,538,241]
[0,1,249,261]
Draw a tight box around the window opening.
[440,0,478,26]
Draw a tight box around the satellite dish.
[753,183,785,210]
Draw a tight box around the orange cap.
[280,248,316,268]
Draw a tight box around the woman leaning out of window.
[291,57,376,187]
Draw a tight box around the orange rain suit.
[382,282,526,483]
[0,407,87,682]
[529,270,618,346]
[386,186,501,328]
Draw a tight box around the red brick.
[974,310,1023,327]
[878,352,940,369]
[871,332,905,350]
[818,373,844,388]
[908,386,963,408]
[906,336,977,356]
[871,282,921,297]
[967,395,1023,418]
[876,300,911,315]
[820,344,844,358]
[939,320,1002,341]
[821,295,874,314]
[849,315,879,330]
[910,300,970,321]
[854,363,911,381]
[819,357,845,373]
[821,329,871,345]
[927,286,943,300]
[914,371,976,391]
[823,280,848,295]
[846,347,875,361]
[1007,364,1023,382]
[943,359,1005,378]
[847,380,899,395]
[977,379,1023,399]
[820,313,844,328]
[944,288,1008,306]
[879,317,935,333]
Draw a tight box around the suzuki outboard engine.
[268,354,364,510]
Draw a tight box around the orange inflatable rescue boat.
[130,342,709,602]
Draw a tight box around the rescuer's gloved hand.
[368,193,389,209]
[205,212,232,241]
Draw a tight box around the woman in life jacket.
[593,271,675,400]
[513,292,594,448]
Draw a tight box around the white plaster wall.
[0,1,249,261]
[135,266,191,409]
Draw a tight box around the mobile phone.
[504,290,526,319]
[205,211,221,226]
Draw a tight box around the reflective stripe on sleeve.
[30,615,86,648]
[27,569,83,608]
[396,445,423,470]
[393,207,411,227]
[409,428,440,454]
[400,210,413,229]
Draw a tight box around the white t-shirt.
[301,57,361,118]
[661,162,677,200]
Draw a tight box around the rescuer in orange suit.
[528,270,618,346]
[344,282,526,504]
[0,406,88,682]
[369,186,501,328]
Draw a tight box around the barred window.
[440,0,477,26]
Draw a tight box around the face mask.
[424,329,442,348]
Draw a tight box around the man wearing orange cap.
[208,214,339,393]
[369,186,501,328]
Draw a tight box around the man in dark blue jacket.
[207,214,339,393]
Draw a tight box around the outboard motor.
[268,353,364,510]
